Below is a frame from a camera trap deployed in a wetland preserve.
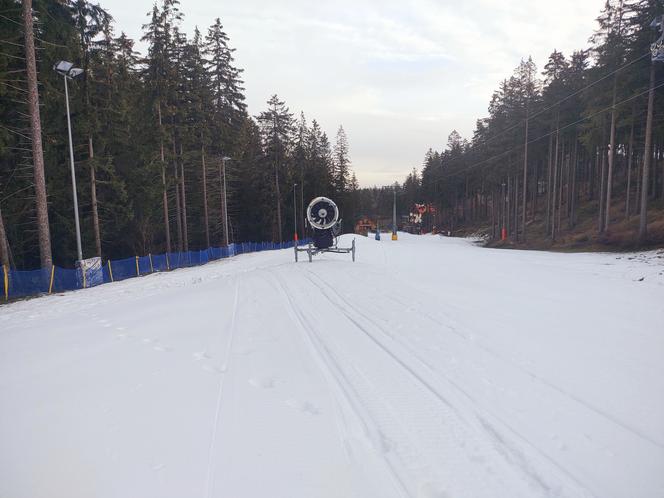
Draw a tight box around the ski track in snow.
[204,277,240,498]
[1,234,663,498]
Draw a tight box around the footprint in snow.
[236,347,258,356]
[201,364,223,374]
[153,344,171,352]
[417,482,450,498]
[285,399,319,416]
[249,377,277,389]
[193,351,211,361]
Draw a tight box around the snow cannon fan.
[307,196,339,249]
[294,196,355,262]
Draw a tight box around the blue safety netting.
[6,268,50,299]
[109,256,137,282]
[52,267,80,293]
[2,238,310,302]
[137,256,152,275]
[151,254,168,272]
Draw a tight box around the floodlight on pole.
[53,60,84,263]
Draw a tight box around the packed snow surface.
[1,234,663,498]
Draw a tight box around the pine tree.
[333,125,351,195]
[257,95,294,243]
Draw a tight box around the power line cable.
[463,52,651,152]
[442,79,664,180]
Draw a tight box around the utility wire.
[443,79,664,180]
[467,52,651,152]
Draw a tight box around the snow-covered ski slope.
[1,234,663,498]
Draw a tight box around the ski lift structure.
[652,15,664,63]
[295,196,356,263]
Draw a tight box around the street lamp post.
[54,61,84,262]
[221,156,231,246]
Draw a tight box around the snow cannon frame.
[294,196,356,263]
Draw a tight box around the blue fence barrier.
[2,239,310,302]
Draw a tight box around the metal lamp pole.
[54,61,84,262]
[64,75,82,261]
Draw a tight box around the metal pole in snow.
[64,75,83,263]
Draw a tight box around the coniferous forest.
[1,0,664,271]
[378,0,664,249]
[0,0,358,269]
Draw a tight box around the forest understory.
[458,193,664,252]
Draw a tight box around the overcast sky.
[104,0,605,186]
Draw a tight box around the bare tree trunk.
[532,160,538,218]
[522,114,529,240]
[660,145,664,199]
[464,176,469,223]
[88,138,102,258]
[514,174,519,241]
[635,152,642,215]
[299,180,304,239]
[274,162,282,244]
[566,140,572,218]
[201,144,210,248]
[625,111,635,219]
[179,144,188,252]
[652,143,658,199]
[500,181,506,239]
[22,0,52,268]
[0,205,10,269]
[638,63,655,244]
[546,131,553,235]
[491,190,496,239]
[570,137,578,228]
[599,141,607,233]
[551,128,560,240]
[219,160,227,246]
[557,139,565,233]
[589,147,597,201]
[506,176,511,238]
[173,138,183,252]
[605,76,618,232]
[158,102,171,253]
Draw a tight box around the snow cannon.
[294,196,356,263]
